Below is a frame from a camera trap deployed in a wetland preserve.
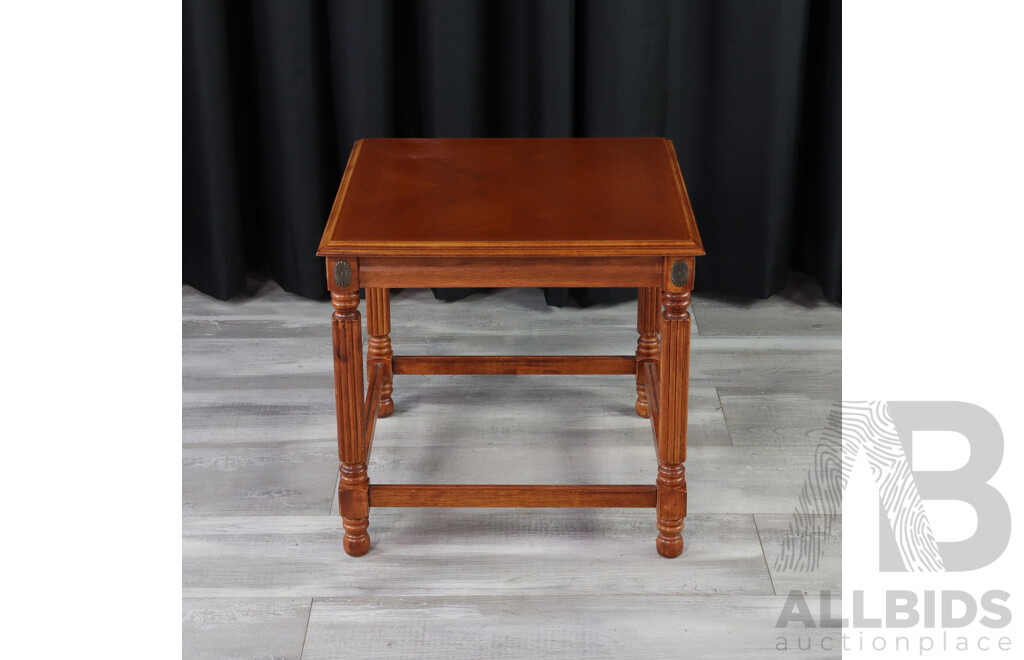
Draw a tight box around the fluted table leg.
[656,258,693,558]
[329,259,369,557]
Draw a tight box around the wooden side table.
[316,138,704,557]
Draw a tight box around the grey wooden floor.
[183,277,841,659]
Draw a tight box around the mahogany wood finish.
[365,288,394,417]
[635,287,662,418]
[317,138,703,557]
[392,355,635,376]
[359,256,662,288]
[328,258,370,557]
[655,257,695,558]
[316,138,702,258]
[370,485,658,508]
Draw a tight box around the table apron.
[358,256,663,288]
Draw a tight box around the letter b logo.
[871,402,1010,571]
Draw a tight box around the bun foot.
[343,531,370,557]
[657,534,683,558]
[377,395,394,419]
[635,397,650,418]
[342,517,370,556]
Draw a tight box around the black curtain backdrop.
[184,0,840,305]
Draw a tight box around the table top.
[317,138,703,258]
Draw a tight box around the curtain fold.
[184,0,841,304]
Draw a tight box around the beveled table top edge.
[316,241,706,258]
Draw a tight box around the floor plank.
[718,387,840,445]
[183,441,337,515]
[755,514,842,594]
[183,381,730,447]
[182,597,311,660]
[372,377,730,446]
[301,595,841,659]
[183,513,772,598]
[183,388,335,444]
[688,336,840,390]
[182,334,839,392]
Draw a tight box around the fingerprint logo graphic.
[772,405,842,573]
[775,401,972,574]
[842,401,945,572]
[776,400,1009,573]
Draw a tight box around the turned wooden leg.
[366,288,394,418]
[329,259,369,556]
[656,258,693,558]
[635,287,661,418]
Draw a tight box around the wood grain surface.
[369,484,658,508]
[392,355,636,375]
[317,138,703,257]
